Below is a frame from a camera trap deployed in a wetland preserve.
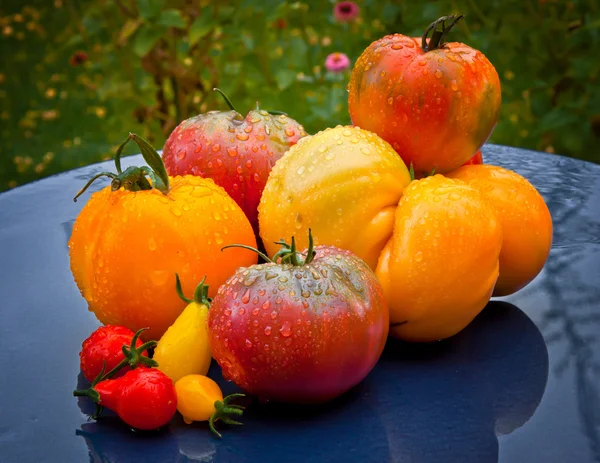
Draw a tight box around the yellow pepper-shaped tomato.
[376,176,503,342]
[154,274,213,383]
[447,164,553,296]
[175,374,245,437]
[68,134,257,341]
[258,125,411,270]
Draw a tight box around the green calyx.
[73,133,170,202]
[408,162,437,181]
[209,393,246,439]
[422,14,464,52]
[72,327,158,418]
[175,273,211,307]
[222,229,316,266]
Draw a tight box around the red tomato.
[162,89,307,236]
[207,234,389,403]
[348,15,501,175]
[79,325,148,382]
[91,368,177,431]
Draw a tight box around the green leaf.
[274,69,296,90]
[133,25,166,57]
[158,9,186,29]
[189,10,214,46]
[136,0,165,19]
[118,19,143,45]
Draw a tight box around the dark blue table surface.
[1,144,599,463]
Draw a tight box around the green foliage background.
[1,0,598,191]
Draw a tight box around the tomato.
[258,125,411,270]
[348,15,501,175]
[69,133,257,341]
[175,374,245,437]
[375,175,502,342]
[79,325,149,382]
[462,150,483,166]
[75,368,178,431]
[154,275,213,383]
[163,89,307,236]
[207,232,389,403]
[447,164,553,296]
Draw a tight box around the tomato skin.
[154,300,212,383]
[258,125,411,270]
[462,150,483,166]
[163,110,307,235]
[175,375,223,424]
[207,245,389,403]
[68,175,257,341]
[79,325,147,382]
[348,34,501,175]
[94,368,178,431]
[375,175,502,342]
[447,164,553,296]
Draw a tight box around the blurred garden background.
[0,0,598,191]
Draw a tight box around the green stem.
[213,88,237,112]
[422,14,464,51]
[208,393,246,438]
[221,244,274,263]
[175,273,212,306]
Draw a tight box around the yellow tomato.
[175,375,245,437]
[376,175,503,342]
[154,275,212,383]
[258,125,411,270]
[447,164,553,296]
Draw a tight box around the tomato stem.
[422,14,464,52]
[221,244,274,263]
[209,393,246,438]
[175,273,212,307]
[73,133,170,201]
[213,88,237,112]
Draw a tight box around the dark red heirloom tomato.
[348,15,501,176]
[208,232,389,404]
[162,89,307,235]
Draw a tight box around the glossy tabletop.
[0,144,599,463]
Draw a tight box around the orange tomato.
[447,164,553,296]
[69,134,257,340]
[375,175,502,342]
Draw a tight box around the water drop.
[241,289,251,304]
[212,144,220,152]
[252,308,260,316]
[264,326,272,336]
[177,150,186,160]
[270,311,278,319]
[297,166,305,175]
[245,339,253,348]
[387,97,393,105]
[285,128,295,137]
[170,207,182,217]
[280,321,292,337]
[325,152,335,161]
[239,308,246,315]
[214,232,224,244]
[236,133,249,141]
[148,237,157,251]
[213,211,221,220]
[451,80,458,91]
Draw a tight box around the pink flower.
[333,2,360,22]
[325,52,351,73]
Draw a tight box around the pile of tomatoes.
[70,14,553,435]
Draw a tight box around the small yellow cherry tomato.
[175,374,246,438]
[154,275,212,383]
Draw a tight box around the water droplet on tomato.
[150,270,169,286]
[170,207,182,217]
[177,150,186,160]
[270,311,278,319]
[212,144,220,152]
[241,289,251,304]
[148,237,157,251]
[264,326,272,336]
[285,127,295,137]
[280,321,292,337]
[245,339,253,348]
[435,70,443,79]
[325,152,335,161]
[451,80,459,91]
[214,232,224,245]
[297,166,305,175]
[194,145,202,153]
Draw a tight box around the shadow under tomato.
[74,301,548,463]
[374,300,549,462]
